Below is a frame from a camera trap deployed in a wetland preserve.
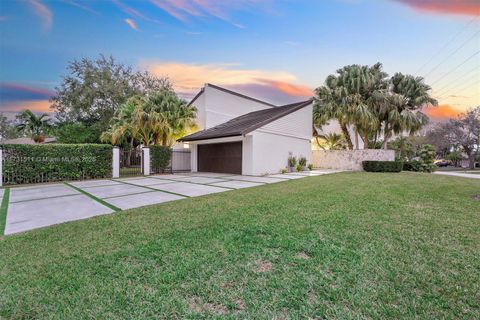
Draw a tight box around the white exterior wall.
[247,131,311,175]
[247,104,313,175]
[190,85,272,130]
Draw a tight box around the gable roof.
[188,83,277,108]
[179,99,313,142]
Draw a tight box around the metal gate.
[168,150,191,173]
[120,148,143,177]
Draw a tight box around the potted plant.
[298,156,307,171]
[287,154,297,172]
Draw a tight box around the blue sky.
[0,0,479,120]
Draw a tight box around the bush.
[1,144,112,185]
[362,161,403,172]
[150,145,171,173]
[403,160,421,172]
[298,156,307,167]
[419,144,436,173]
[288,154,297,167]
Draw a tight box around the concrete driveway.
[2,169,342,235]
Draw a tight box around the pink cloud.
[149,0,265,26]
[27,0,53,30]
[124,18,138,30]
[395,0,480,16]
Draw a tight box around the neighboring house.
[0,137,57,144]
[180,84,313,175]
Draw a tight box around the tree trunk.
[468,153,475,169]
[363,132,369,149]
[381,125,390,149]
[354,126,359,150]
[340,123,353,150]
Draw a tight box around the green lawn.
[1,173,479,319]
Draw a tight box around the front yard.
[1,172,479,318]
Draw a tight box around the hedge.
[362,160,403,172]
[150,145,171,174]
[1,144,113,185]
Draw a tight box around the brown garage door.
[198,142,242,174]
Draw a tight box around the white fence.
[312,149,395,171]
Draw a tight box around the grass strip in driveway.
[113,179,193,197]
[64,182,121,212]
[0,188,10,235]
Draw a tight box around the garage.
[197,142,242,174]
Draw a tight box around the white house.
[179,84,313,176]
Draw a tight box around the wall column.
[143,147,150,176]
[0,149,3,187]
[112,147,120,178]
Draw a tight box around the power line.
[433,67,477,94]
[415,16,478,75]
[423,28,480,78]
[429,50,480,87]
[436,73,480,99]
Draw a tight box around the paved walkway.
[433,171,480,179]
[2,170,342,235]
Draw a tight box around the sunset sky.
[0,0,479,121]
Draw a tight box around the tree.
[427,107,480,169]
[15,110,51,143]
[315,132,346,150]
[0,113,21,140]
[101,89,197,147]
[53,122,103,144]
[379,74,436,149]
[51,55,171,131]
[314,63,436,150]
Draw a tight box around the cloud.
[63,0,100,15]
[0,100,52,114]
[27,0,53,30]
[125,18,138,30]
[142,61,312,104]
[394,0,480,16]
[149,0,263,27]
[0,83,54,102]
[425,104,463,120]
[112,0,162,25]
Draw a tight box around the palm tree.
[102,89,197,147]
[316,133,346,150]
[145,89,197,146]
[15,109,51,143]
[314,63,387,149]
[379,74,436,149]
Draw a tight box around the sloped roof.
[179,99,313,142]
[188,83,277,107]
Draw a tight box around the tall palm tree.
[102,89,197,147]
[146,89,197,146]
[379,74,437,149]
[15,109,51,143]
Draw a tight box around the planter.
[302,166,307,171]
[288,167,295,172]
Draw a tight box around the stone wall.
[312,149,395,171]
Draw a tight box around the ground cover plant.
[0,172,479,319]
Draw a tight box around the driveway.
[433,171,480,179]
[2,169,342,235]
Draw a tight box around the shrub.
[288,154,297,167]
[403,160,421,172]
[419,144,436,173]
[298,156,307,167]
[296,164,303,172]
[280,168,287,174]
[1,144,112,185]
[362,161,403,172]
[307,164,313,171]
[150,145,171,173]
